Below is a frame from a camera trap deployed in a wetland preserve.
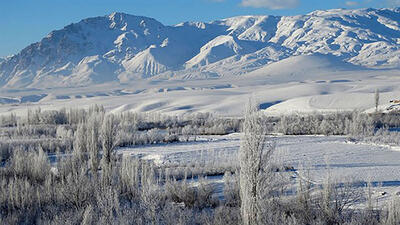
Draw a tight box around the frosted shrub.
[96,185,121,224]
[223,171,240,207]
[0,113,17,127]
[9,147,51,183]
[119,156,141,201]
[147,128,163,144]
[196,177,218,208]
[165,177,216,209]
[383,198,400,225]
[56,125,73,139]
[59,164,94,210]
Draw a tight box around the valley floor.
[119,133,400,206]
[1,68,400,117]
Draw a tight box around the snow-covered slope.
[245,54,365,83]
[185,35,244,68]
[0,8,399,88]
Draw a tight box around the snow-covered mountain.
[0,8,399,88]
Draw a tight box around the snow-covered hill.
[245,54,366,83]
[0,8,399,88]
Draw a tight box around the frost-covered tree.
[239,98,275,225]
[375,88,380,113]
[100,114,119,169]
[27,108,41,125]
[182,125,192,142]
[348,111,374,137]
[87,116,100,175]
[73,123,87,162]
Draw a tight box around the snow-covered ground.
[118,134,400,184]
[0,63,399,117]
[118,134,400,204]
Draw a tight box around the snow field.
[118,133,400,204]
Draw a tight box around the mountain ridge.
[1,8,399,88]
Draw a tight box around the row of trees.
[276,111,374,136]
[0,106,241,132]
[0,106,242,163]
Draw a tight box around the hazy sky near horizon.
[0,0,397,57]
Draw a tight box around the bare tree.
[73,123,87,162]
[100,114,119,168]
[87,116,100,175]
[239,98,275,225]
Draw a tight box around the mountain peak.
[0,8,399,88]
[106,12,164,31]
[108,12,128,19]
[107,12,163,24]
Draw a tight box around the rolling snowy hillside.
[0,8,399,88]
[0,8,400,117]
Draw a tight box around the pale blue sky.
[0,0,397,57]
